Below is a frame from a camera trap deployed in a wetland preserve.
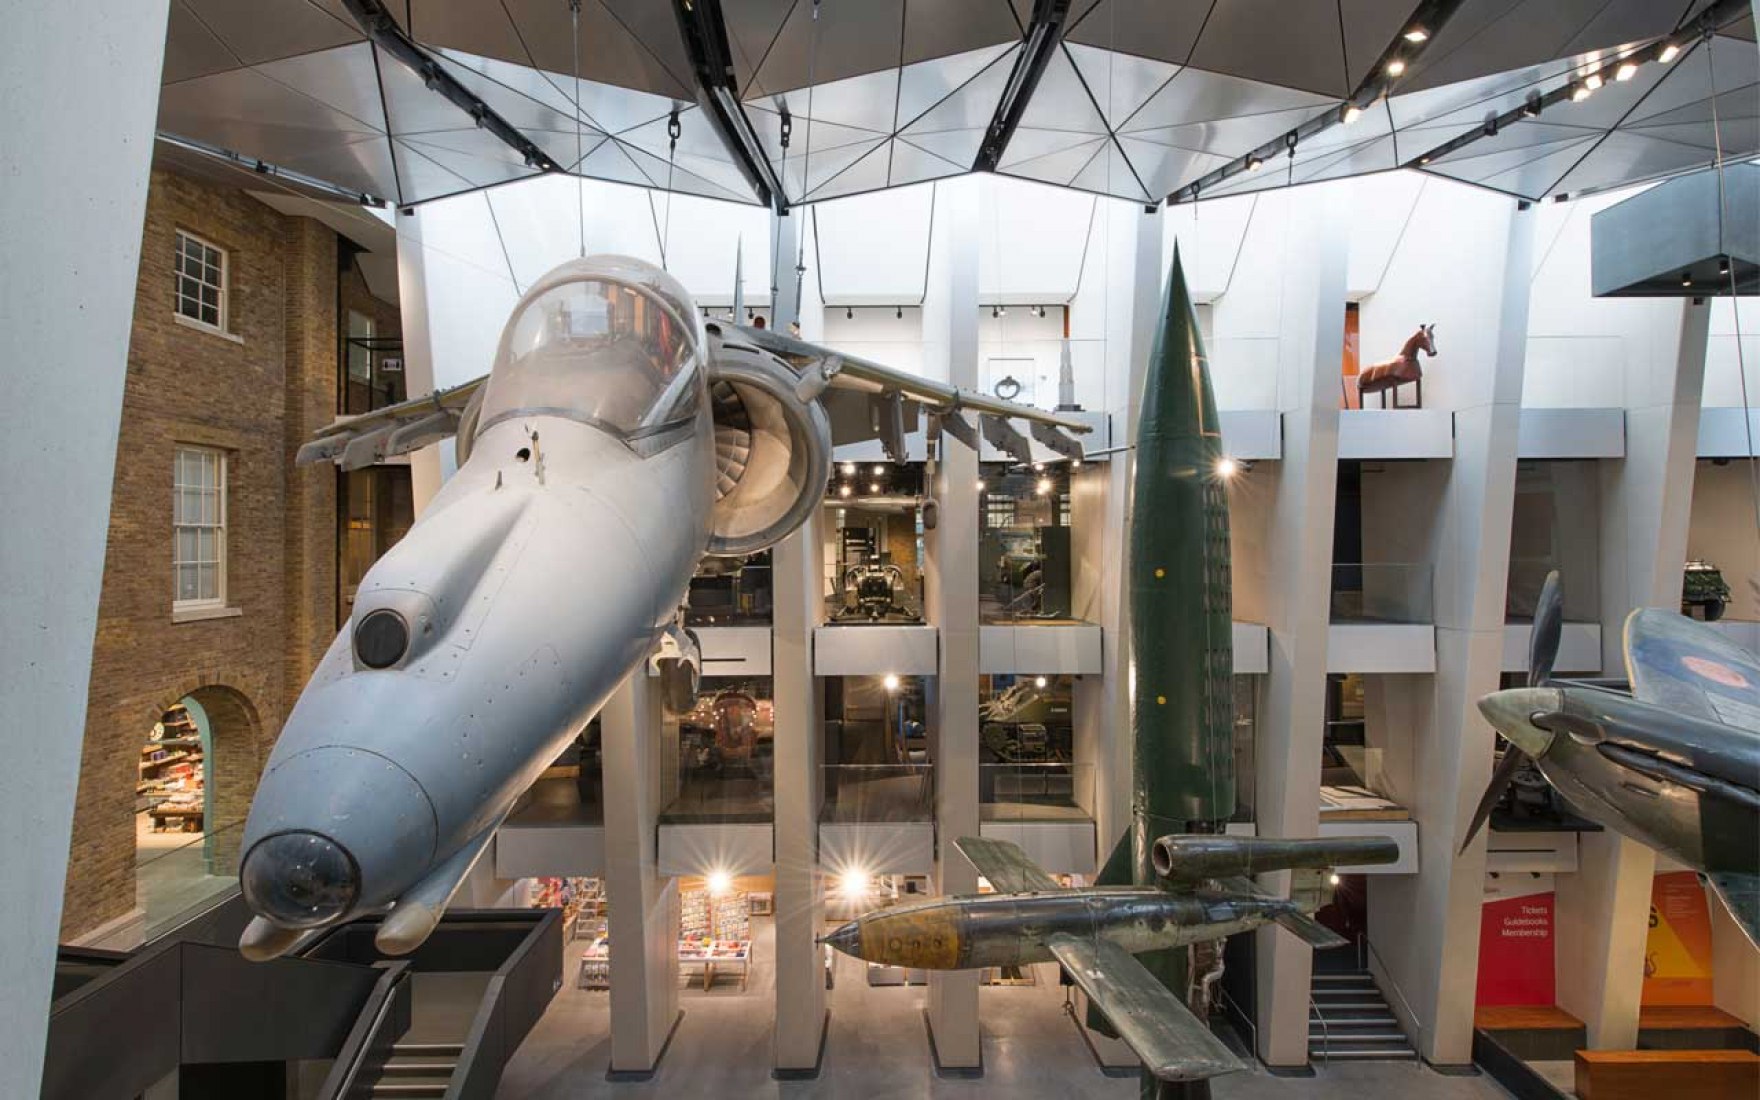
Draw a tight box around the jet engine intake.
[704,337,832,557]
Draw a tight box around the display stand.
[140,707,204,830]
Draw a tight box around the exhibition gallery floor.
[495,920,1513,1100]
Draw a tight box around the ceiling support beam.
[1168,0,1467,204]
[973,0,1073,173]
[340,0,563,189]
[673,0,788,212]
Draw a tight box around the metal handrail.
[1363,938,1426,1050]
[1309,996,1331,1065]
[318,961,410,1100]
[1214,984,1257,1053]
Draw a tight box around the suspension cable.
[1704,30,1759,540]
[570,0,584,258]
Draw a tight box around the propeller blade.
[1529,571,1564,688]
[1461,747,1527,853]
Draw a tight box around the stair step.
[1312,973,1376,984]
[1315,1015,1399,1027]
[1310,1030,1408,1042]
[369,1086,448,1098]
[1310,1047,1420,1061]
[379,1062,457,1076]
[1311,1001,1389,1011]
[392,1043,464,1057]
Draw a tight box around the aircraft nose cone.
[1477,688,1559,757]
[818,921,864,960]
[240,831,361,929]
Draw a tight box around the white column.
[1252,186,1348,1070]
[770,209,802,334]
[922,177,982,1073]
[1379,204,1535,1066]
[600,673,681,1074]
[1561,299,1710,1048]
[394,210,445,511]
[0,4,168,1096]
[771,511,827,1074]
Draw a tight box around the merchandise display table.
[576,937,610,990]
[678,938,752,990]
[147,806,204,832]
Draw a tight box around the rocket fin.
[954,836,1063,894]
[1706,871,1760,949]
[375,810,509,956]
[1094,830,1133,887]
[1048,934,1246,1083]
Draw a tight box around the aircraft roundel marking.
[1681,655,1749,689]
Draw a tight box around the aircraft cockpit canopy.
[481,257,704,444]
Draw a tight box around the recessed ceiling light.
[1584,71,1603,91]
[1659,43,1681,64]
[1571,83,1593,102]
[1403,28,1428,44]
[1247,155,1264,172]
[1386,59,1407,77]
[1343,104,1363,124]
[1615,61,1638,82]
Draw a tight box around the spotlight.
[1035,477,1052,496]
[1342,104,1363,125]
[1328,872,1341,887]
[1403,27,1428,43]
[1385,59,1406,77]
[998,305,1008,317]
[1215,456,1239,479]
[846,306,853,320]
[747,307,755,320]
[1032,462,1044,472]
[1524,91,1542,117]
[1584,71,1603,91]
[1034,676,1048,689]
[840,462,857,476]
[707,870,733,896]
[1615,60,1638,82]
[1418,155,1432,166]
[872,465,885,476]
[1247,155,1264,172]
[869,481,881,493]
[1681,272,1693,288]
[975,478,987,491]
[1071,459,1082,469]
[896,305,903,319]
[1719,257,1731,277]
[1659,42,1681,64]
[837,869,871,900]
[991,306,1000,319]
[1571,82,1593,102]
[839,484,853,498]
[882,673,900,692]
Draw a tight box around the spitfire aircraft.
[234,255,1089,961]
[1465,572,1760,947]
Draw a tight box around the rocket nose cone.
[818,921,864,959]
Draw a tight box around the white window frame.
[173,229,229,336]
[173,446,228,614]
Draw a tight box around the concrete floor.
[495,918,1515,1100]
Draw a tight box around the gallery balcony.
[979,762,1095,876]
[1329,562,1436,674]
[819,764,935,877]
[657,710,774,879]
[494,776,605,880]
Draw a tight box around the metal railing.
[1364,938,1426,1054]
[979,761,1093,820]
[1310,995,1331,1065]
[448,908,565,1098]
[821,763,934,823]
[318,961,411,1100]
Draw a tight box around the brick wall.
[60,168,378,940]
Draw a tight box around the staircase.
[361,1041,463,1097]
[1309,970,1417,1062]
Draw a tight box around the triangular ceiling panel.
[889,139,970,187]
[1125,66,1333,134]
[896,43,1017,124]
[896,127,988,167]
[1064,42,1179,128]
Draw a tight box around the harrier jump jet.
[236,254,1088,960]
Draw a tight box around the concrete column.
[1253,187,1348,1070]
[922,178,982,1073]
[394,209,445,512]
[601,672,681,1075]
[1069,201,1164,1069]
[771,509,827,1075]
[1561,300,1710,1048]
[0,4,168,1096]
[1374,205,1535,1067]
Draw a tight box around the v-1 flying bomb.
[1465,571,1760,947]
[236,256,1089,960]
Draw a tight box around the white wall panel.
[1327,624,1437,673]
[657,823,773,877]
[813,624,939,676]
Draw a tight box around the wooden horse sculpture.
[1357,323,1436,408]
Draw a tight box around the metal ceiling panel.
[405,1,533,72]
[1070,140,1149,200]
[1124,66,1333,135]
[900,1,1022,68]
[746,106,889,162]
[888,139,969,187]
[999,127,1107,170]
[180,0,362,66]
[276,133,402,199]
[159,64,383,158]
[722,0,797,98]
[1399,0,1680,94]
[1185,0,1354,98]
[1125,105,1334,163]
[499,0,694,101]
[752,65,902,137]
[1426,132,1599,195]
[898,50,1020,136]
[1063,0,1211,69]
[252,41,388,132]
[805,141,895,201]
[897,44,1020,129]
[1625,35,1757,125]
[1015,48,1110,135]
[1550,129,1748,197]
[164,1,245,84]
[1064,43,1179,129]
[1340,0,1425,88]
[436,50,581,119]
[399,131,539,187]
[746,0,908,96]
[430,58,589,136]
[898,127,990,167]
[1001,136,1109,187]
[1117,136,1231,196]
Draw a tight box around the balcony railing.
[1330,562,1433,623]
[979,762,1093,822]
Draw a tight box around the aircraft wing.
[725,323,1091,462]
[295,376,485,470]
[1625,608,1760,734]
[954,836,1064,894]
[1045,933,1246,1083]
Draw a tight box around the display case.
[978,463,1078,624]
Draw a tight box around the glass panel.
[1328,563,1433,623]
[176,528,197,565]
[978,463,1078,623]
[659,678,775,824]
[196,563,218,600]
[200,304,219,327]
[176,563,199,602]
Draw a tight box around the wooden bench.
[1575,1049,1758,1100]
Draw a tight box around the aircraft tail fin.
[1272,909,1350,950]
[1706,871,1760,950]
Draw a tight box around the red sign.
[1476,884,1555,1006]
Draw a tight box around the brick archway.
[150,679,266,877]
